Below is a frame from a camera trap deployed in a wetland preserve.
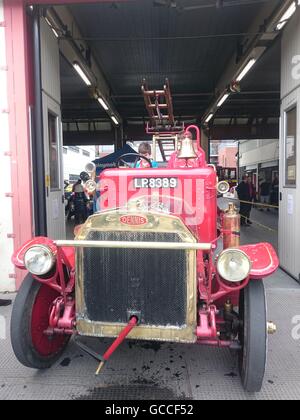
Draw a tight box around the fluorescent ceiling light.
[217,93,230,108]
[98,97,109,111]
[111,116,119,125]
[236,59,256,82]
[45,17,59,38]
[73,62,92,86]
[276,1,297,31]
[205,113,214,123]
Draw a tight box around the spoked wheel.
[11,274,70,369]
[238,280,267,392]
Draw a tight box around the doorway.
[43,94,66,239]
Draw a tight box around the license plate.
[134,177,178,189]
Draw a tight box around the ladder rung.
[143,90,165,96]
[148,104,168,109]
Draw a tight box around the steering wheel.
[116,153,153,168]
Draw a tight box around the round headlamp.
[24,245,55,276]
[217,181,230,195]
[217,249,251,283]
[85,179,97,194]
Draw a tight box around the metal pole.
[237,141,241,183]
[55,240,212,251]
[32,6,47,236]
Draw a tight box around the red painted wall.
[3,0,134,289]
[4,0,34,288]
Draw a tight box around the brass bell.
[177,136,197,159]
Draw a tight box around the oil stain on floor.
[74,383,191,400]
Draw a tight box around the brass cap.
[224,299,233,313]
[267,322,277,335]
[226,202,238,214]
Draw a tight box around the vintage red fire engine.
[11,125,278,392]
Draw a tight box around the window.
[48,112,59,190]
[69,146,80,153]
[285,107,297,186]
[69,174,80,183]
[230,170,236,179]
[210,141,219,156]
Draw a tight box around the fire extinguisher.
[223,203,240,249]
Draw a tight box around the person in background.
[270,175,279,207]
[236,175,252,226]
[247,176,256,221]
[72,179,88,225]
[137,142,158,168]
[72,178,84,194]
[259,179,271,211]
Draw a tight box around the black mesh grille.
[82,231,187,327]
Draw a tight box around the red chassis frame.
[12,125,279,348]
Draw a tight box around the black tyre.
[11,273,70,369]
[238,280,267,392]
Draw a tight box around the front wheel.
[11,274,70,369]
[238,280,267,392]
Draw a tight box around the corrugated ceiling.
[60,0,282,121]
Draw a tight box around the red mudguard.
[240,242,279,279]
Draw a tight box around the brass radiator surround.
[71,210,199,343]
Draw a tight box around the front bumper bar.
[55,240,212,251]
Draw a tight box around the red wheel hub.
[31,285,67,357]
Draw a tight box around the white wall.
[41,18,66,240]
[239,139,279,167]
[63,146,96,181]
[41,18,61,104]
[281,9,300,99]
[0,0,16,291]
[279,8,300,280]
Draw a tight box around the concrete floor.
[1,209,300,400]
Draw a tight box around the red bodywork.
[12,125,279,347]
[99,166,217,243]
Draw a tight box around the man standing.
[72,179,88,225]
[270,175,279,207]
[259,179,271,211]
[236,175,252,226]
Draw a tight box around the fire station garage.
[1,0,300,401]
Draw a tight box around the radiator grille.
[82,231,187,327]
